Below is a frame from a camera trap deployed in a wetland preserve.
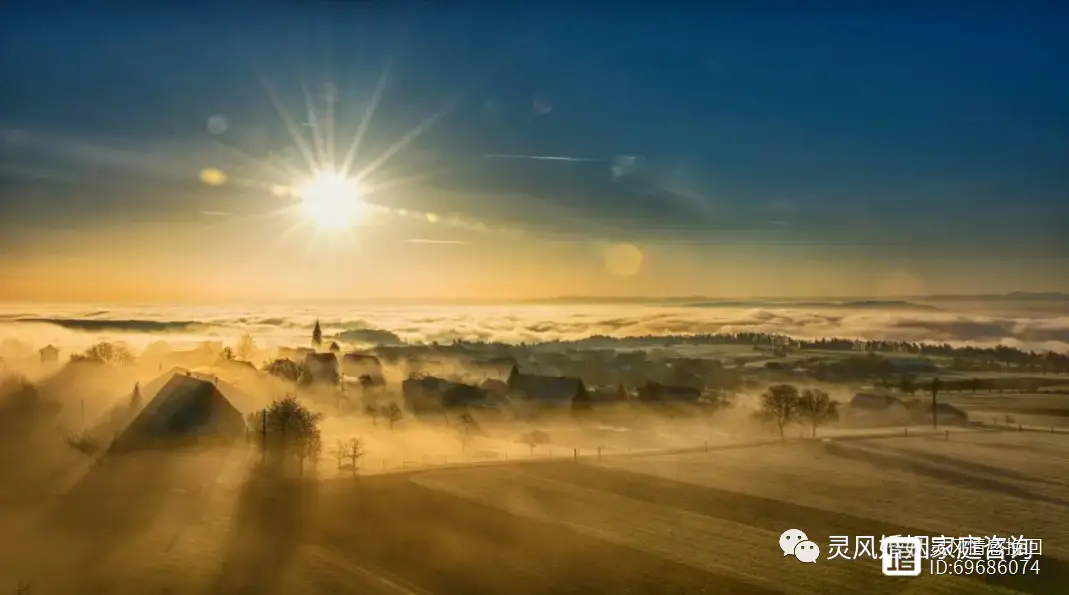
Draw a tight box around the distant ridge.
[680,300,941,311]
[537,292,1068,305]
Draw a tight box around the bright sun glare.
[297,173,365,230]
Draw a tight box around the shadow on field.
[40,448,228,590]
[859,440,1069,489]
[211,466,320,595]
[954,436,1069,459]
[312,473,785,595]
[824,442,1069,508]
[521,460,1069,595]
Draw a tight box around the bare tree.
[236,333,256,361]
[796,388,838,438]
[455,412,480,453]
[520,429,550,456]
[83,341,134,365]
[64,431,101,465]
[335,437,365,476]
[382,402,403,430]
[364,403,380,427]
[220,346,235,361]
[759,383,800,442]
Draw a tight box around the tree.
[248,395,323,476]
[220,346,235,361]
[759,384,800,442]
[364,403,380,427]
[520,429,550,456]
[329,341,341,353]
[83,341,134,365]
[236,333,256,361]
[64,431,101,465]
[796,388,838,438]
[312,320,323,348]
[264,358,303,383]
[455,412,480,453]
[130,383,142,410]
[898,374,917,395]
[335,437,365,475]
[382,402,403,430]
[930,376,942,429]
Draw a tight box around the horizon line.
[0,291,1066,306]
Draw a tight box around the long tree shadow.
[860,440,1069,489]
[522,460,1069,595]
[313,472,786,595]
[210,464,320,595]
[40,447,231,592]
[824,442,1069,508]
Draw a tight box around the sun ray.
[247,57,322,177]
[338,57,395,179]
[301,76,327,168]
[210,138,296,181]
[352,43,518,184]
[359,164,460,196]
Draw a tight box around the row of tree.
[448,333,1069,372]
[758,384,839,440]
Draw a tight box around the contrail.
[484,154,603,162]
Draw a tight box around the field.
[1,427,1066,594]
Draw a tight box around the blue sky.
[1,2,1067,300]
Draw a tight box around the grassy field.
[1,429,1066,594]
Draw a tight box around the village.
[3,322,1069,594]
[6,318,1066,470]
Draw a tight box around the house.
[468,356,518,381]
[402,375,457,412]
[303,352,340,385]
[479,378,509,395]
[441,383,489,408]
[506,366,588,408]
[637,382,702,404]
[39,344,60,364]
[278,347,315,361]
[846,393,911,426]
[110,372,248,451]
[341,353,385,384]
[589,385,629,403]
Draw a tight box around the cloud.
[2,302,1067,355]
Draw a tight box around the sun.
[296,172,366,230]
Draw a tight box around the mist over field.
[2,297,1068,357]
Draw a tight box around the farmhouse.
[303,352,341,384]
[507,366,589,407]
[39,344,60,364]
[403,375,490,409]
[111,372,248,452]
[846,392,912,426]
[341,352,385,383]
[468,356,519,381]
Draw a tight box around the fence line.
[321,421,1067,477]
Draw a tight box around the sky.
[1,2,1067,302]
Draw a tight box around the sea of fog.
[1,298,1068,355]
